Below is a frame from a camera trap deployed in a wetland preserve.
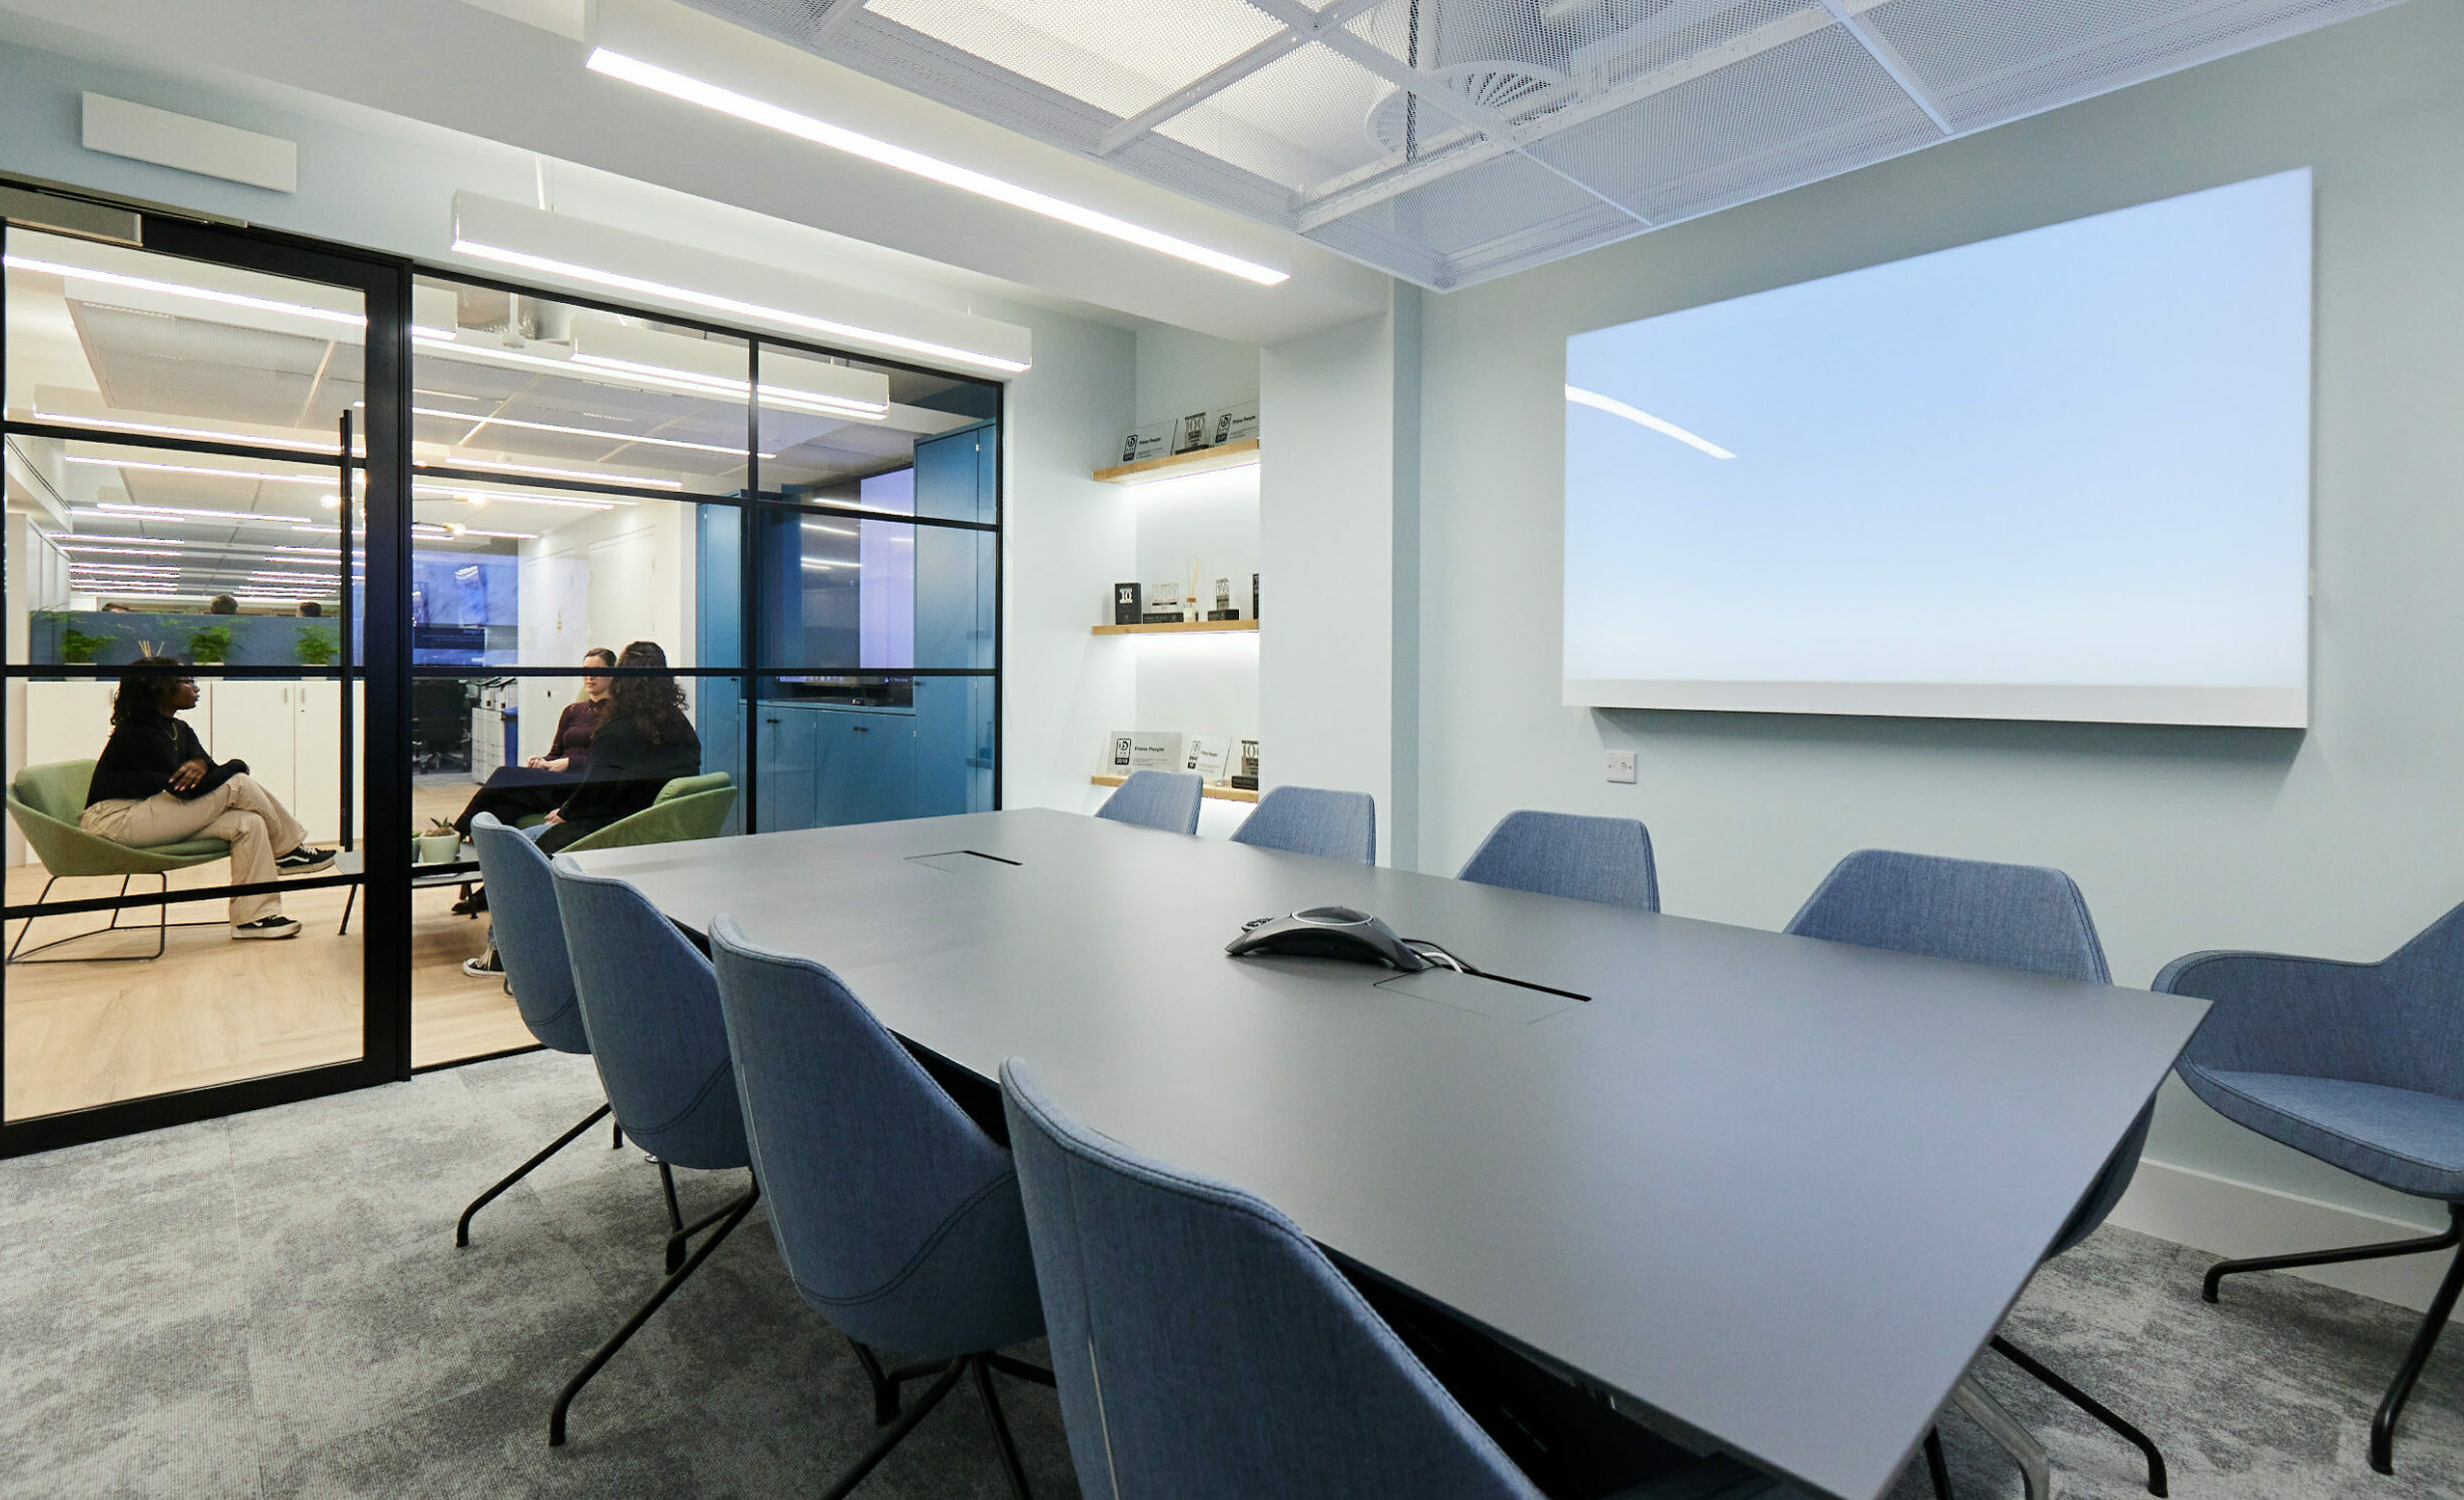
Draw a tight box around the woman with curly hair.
[533,640,700,855]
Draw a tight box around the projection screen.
[1563,168,2312,728]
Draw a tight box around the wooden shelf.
[1091,773,1258,803]
[1092,438,1260,485]
[1092,618,1258,637]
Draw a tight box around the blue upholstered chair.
[1001,1057,1551,1500]
[454,814,619,1248]
[1231,785,1376,863]
[710,917,1049,1500]
[2155,901,2464,1475]
[1457,810,1659,910]
[546,856,757,1446]
[1788,849,2160,1500]
[1094,769,1203,834]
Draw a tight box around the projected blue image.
[1563,168,2312,726]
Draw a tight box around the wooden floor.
[3,782,536,1122]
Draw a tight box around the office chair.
[1457,810,1659,910]
[1231,785,1376,862]
[453,813,623,1247]
[1789,848,2162,1500]
[1001,1060,1797,1500]
[1094,768,1203,834]
[546,857,757,1446]
[710,917,1051,1499]
[6,759,232,962]
[2156,900,2464,1475]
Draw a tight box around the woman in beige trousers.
[79,659,335,939]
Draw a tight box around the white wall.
[1413,1,2464,1275]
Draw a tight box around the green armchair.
[560,772,737,852]
[5,758,232,961]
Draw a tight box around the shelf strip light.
[586,50,1288,290]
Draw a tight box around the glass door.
[2,206,409,1151]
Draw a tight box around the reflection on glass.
[753,673,990,833]
[757,346,996,524]
[412,276,750,496]
[761,507,992,672]
[6,228,367,452]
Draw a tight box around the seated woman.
[465,641,698,977]
[80,658,334,941]
[450,649,614,835]
[535,641,700,855]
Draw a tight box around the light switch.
[1604,750,1638,784]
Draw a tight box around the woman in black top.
[450,649,615,835]
[535,641,701,855]
[79,658,334,939]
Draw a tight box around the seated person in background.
[465,641,697,976]
[207,595,237,615]
[297,601,323,618]
[450,649,614,836]
[80,657,334,941]
[535,641,699,856]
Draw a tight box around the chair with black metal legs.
[1000,1058,1796,1500]
[545,855,757,1447]
[709,915,1050,1500]
[2155,900,2464,1476]
[454,813,624,1248]
[1788,848,2165,1500]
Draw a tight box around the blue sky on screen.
[1564,168,2312,688]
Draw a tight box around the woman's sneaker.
[462,947,504,978]
[234,916,302,940]
[276,846,336,873]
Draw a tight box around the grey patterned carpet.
[3,1049,2459,1499]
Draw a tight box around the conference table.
[566,808,2208,1500]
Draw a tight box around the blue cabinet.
[810,707,914,828]
[754,704,819,833]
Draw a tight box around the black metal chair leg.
[1924,1427,1953,1500]
[551,1182,760,1446]
[11,872,191,963]
[611,1118,623,1149]
[2203,1209,2463,1303]
[983,1352,1058,1387]
[457,1102,615,1247]
[2371,1225,2464,1475]
[657,1160,686,1272]
[5,875,57,962]
[817,1357,969,1500]
[972,1355,1035,1500]
[1990,1335,2166,1495]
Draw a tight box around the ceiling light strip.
[414,405,748,457]
[585,50,1287,289]
[29,410,359,457]
[2,255,365,327]
[412,330,892,419]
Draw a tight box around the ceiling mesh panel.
[675,0,2409,289]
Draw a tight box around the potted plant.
[187,625,234,665]
[295,627,339,667]
[60,627,110,665]
[417,817,461,864]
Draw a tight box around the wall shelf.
[1093,438,1259,485]
[1092,619,1258,636]
[1091,773,1258,803]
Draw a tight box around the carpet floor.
[3,1049,2460,1499]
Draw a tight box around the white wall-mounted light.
[4,253,361,329]
[585,49,1288,289]
[450,192,1033,375]
[569,315,890,420]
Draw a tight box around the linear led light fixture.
[452,526,540,541]
[1564,386,1736,461]
[2,255,364,328]
[417,455,681,489]
[86,502,322,528]
[800,521,856,537]
[451,192,1033,375]
[585,50,1287,290]
[411,329,884,422]
[568,314,889,420]
[30,409,360,456]
[410,483,620,512]
[413,405,754,458]
[66,454,331,486]
[50,543,184,556]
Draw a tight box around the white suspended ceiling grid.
[677,0,2407,289]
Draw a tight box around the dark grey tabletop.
[568,808,2208,1500]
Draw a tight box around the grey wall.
[1415,0,2464,1220]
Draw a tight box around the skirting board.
[2110,1157,2460,1322]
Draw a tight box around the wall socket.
[1604,750,1638,784]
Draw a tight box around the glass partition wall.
[1,205,1001,1152]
